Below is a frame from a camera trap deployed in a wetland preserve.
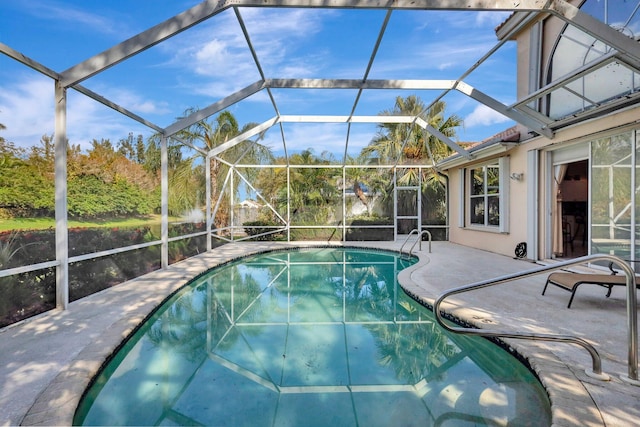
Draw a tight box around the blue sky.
[0,1,516,160]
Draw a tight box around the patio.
[0,241,638,426]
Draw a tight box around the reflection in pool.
[74,248,551,426]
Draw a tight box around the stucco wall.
[447,148,530,258]
[446,0,637,260]
[446,107,640,259]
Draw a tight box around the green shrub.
[345,217,394,241]
[243,221,286,241]
[0,224,216,327]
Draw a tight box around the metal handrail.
[433,254,639,384]
[399,229,432,256]
[399,229,420,255]
[409,230,432,255]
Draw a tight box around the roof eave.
[495,11,545,40]
[437,141,519,170]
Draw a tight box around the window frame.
[463,157,510,233]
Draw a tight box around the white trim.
[528,21,542,110]
[499,156,510,233]
[546,141,589,259]
[458,169,465,228]
[160,135,169,269]
[527,149,539,260]
[0,260,60,279]
[437,142,515,169]
[544,151,554,259]
[464,158,509,231]
[550,142,589,164]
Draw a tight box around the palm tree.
[145,132,195,217]
[345,154,390,217]
[362,95,462,187]
[360,96,462,222]
[288,149,341,226]
[176,111,240,229]
[158,109,273,227]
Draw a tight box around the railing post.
[54,81,69,310]
[621,260,639,385]
[206,152,212,252]
[160,135,169,269]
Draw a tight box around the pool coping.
[5,241,634,426]
[397,255,605,427]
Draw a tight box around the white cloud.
[0,76,55,147]
[194,39,230,72]
[370,10,512,78]
[15,0,129,37]
[103,87,171,116]
[158,13,258,96]
[374,31,498,76]
[0,74,152,150]
[241,8,327,69]
[66,92,152,149]
[438,62,455,71]
[424,10,510,31]
[261,123,350,158]
[464,104,510,127]
[159,8,331,99]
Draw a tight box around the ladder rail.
[398,229,420,255]
[399,229,432,256]
[433,254,639,383]
[409,230,432,255]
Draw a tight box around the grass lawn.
[0,215,169,232]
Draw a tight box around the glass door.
[591,131,634,259]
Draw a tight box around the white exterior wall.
[447,107,640,259]
[444,2,640,259]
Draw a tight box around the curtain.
[552,164,568,256]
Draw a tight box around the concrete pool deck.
[0,241,638,426]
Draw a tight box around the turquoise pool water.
[74,248,551,426]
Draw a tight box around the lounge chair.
[542,269,640,308]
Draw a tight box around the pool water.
[74,248,551,426]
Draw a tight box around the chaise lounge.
[542,268,640,308]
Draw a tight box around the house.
[438,0,640,262]
[233,199,263,227]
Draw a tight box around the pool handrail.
[432,254,639,385]
[399,229,432,256]
[409,230,432,256]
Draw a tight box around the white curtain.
[552,164,568,256]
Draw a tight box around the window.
[470,163,500,226]
[545,0,640,120]
[463,157,510,232]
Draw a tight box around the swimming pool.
[74,247,551,426]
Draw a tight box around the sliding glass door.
[590,130,637,260]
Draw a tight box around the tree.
[360,96,462,222]
[344,154,390,217]
[172,109,273,229]
[144,133,195,217]
[63,138,159,218]
[0,137,55,217]
[253,149,341,228]
[362,95,462,185]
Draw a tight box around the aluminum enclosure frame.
[2,0,640,311]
